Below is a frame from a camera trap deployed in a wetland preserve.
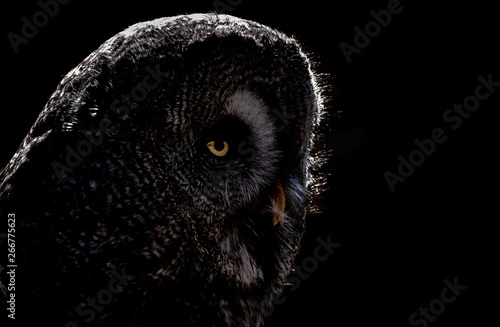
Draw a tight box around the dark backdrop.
[1,1,499,326]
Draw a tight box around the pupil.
[214,141,225,151]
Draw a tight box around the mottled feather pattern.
[0,13,326,326]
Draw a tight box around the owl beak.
[271,180,286,226]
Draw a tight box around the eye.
[206,140,229,157]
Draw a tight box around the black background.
[1,0,499,326]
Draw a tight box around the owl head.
[0,13,326,327]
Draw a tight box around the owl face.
[125,24,322,323]
[0,14,325,327]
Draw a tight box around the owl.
[0,13,326,327]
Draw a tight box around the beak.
[271,180,286,226]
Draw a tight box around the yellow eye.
[206,140,229,157]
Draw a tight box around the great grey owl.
[0,13,326,327]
